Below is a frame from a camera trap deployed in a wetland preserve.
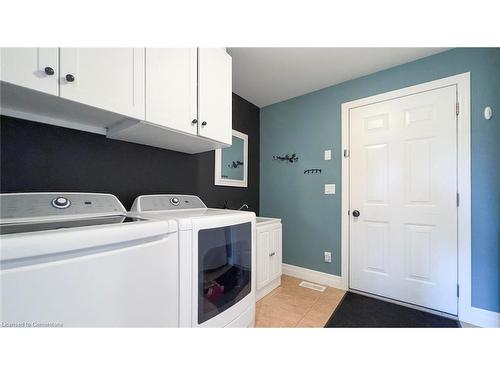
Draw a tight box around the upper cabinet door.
[198,48,232,145]
[0,48,59,95]
[59,48,145,119]
[145,48,197,135]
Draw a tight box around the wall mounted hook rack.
[304,168,322,174]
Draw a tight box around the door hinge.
[457,284,460,298]
[343,149,350,158]
[456,102,460,116]
[456,193,460,207]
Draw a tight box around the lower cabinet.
[256,220,282,300]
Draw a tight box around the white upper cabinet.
[59,48,145,119]
[198,48,232,144]
[145,48,197,135]
[0,48,59,95]
[1,47,232,153]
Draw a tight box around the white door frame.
[341,73,472,322]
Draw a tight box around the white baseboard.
[282,263,346,290]
[461,306,500,328]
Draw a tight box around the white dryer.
[0,192,179,327]
[131,194,256,327]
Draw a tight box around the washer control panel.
[132,195,207,212]
[0,193,126,223]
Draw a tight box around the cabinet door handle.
[269,252,275,257]
[65,74,75,82]
[44,67,55,76]
[191,119,198,124]
[201,121,207,126]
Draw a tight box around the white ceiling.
[227,48,449,107]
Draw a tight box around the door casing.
[340,73,471,321]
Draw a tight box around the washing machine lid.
[0,216,148,235]
[0,192,177,235]
[0,192,177,262]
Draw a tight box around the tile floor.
[255,275,346,328]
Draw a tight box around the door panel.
[198,48,232,144]
[0,48,59,95]
[59,48,145,119]
[197,222,251,325]
[145,48,197,135]
[269,225,282,280]
[350,85,458,314]
[257,228,270,289]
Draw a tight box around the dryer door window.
[198,222,251,324]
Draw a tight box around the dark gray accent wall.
[196,94,260,211]
[0,93,260,213]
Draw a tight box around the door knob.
[44,67,55,76]
[191,119,198,124]
[352,210,360,217]
[65,74,75,82]
[201,121,207,126]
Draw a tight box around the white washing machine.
[0,192,179,327]
[130,194,256,327]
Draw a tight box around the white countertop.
[256,216,281,226]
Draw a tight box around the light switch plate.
[324,149,331,160]
[324,184,336,194]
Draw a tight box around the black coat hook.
[273,153,299,163]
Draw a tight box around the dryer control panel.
[131,195,207,212]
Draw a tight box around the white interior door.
[198,48,232,145]
[0,48,59,95]
[59,48,145,119]
[145,48,197,135]
[349,85,458,315]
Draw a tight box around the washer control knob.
[52,196,71,209]
[170,197,180,206]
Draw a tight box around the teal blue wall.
[260,48,500,313]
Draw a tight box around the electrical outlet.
[324,251,332,263]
